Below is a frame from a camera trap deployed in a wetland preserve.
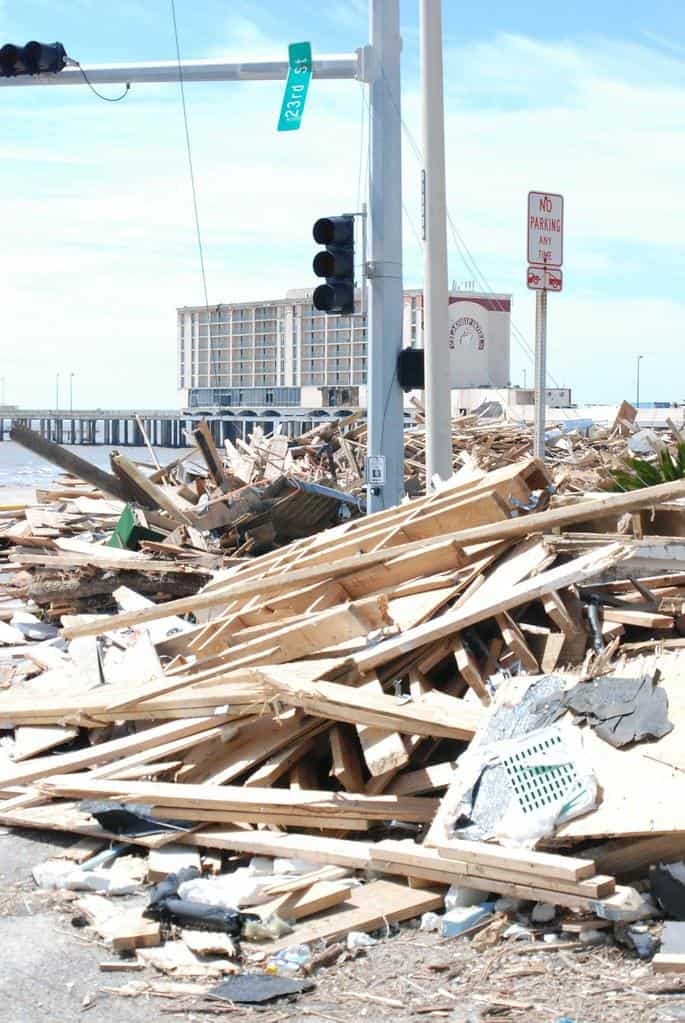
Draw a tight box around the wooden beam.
[0,717,229,788]
[542,591,577,638]
[250,880,443,954]
[193,419,229,489]
[345,543,628,677]
[329,725,365,792]
[111,454,196,526]
[39,775,439,824]
[496,612,539,672]
[60,479,685,640]
[452,635,490,703]
[268,674,484,740]
[387,761,457,796]
[10,424,130,502]
[356,679,410,777]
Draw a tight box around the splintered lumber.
[243,725,328,787]
[77,896,161,951]
[542,591,577,639]
[496,612,539,672]
[355,679,410,776]
[589,835,685,878]
[344,543,629,677]
[0,671,267,724]
[9,424,130,504]
[38,776,439,824]
[329,725,365,792]
[0,717,231,788]
[601,607,674,629]
[653,956,685,974]
[452,635,489,703]
[259,880,354,922]
[252,879,443,954]
[60,479,685,640]
[369,841,616,909]
[180,829,373,868]
[433,838,596,882]
[111,454,196,526]
[387,762,457,796]
[265,674,484,740]
[183,711,322,787]
[193,419,230,490]
[12,724,79,762]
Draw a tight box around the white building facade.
[177,288,512,414]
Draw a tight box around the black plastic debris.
[563,672,672,748]
[154,897,258,935]
[82,800,192,837]
[651,863,685,920]
[144,866,259,935]
[15,621,59,641]
[146,865,201,913]
[207,973,314,1004]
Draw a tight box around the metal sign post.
[534,289,547,459]
[527,191,564,460]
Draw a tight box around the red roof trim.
[448,296,511,312]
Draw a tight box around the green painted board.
[277,41,312,132]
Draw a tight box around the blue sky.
[1,0,685,409]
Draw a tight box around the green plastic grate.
[502,730,584,817]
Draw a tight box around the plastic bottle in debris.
[266,943,312,975]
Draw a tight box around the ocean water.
[0,441,195,492]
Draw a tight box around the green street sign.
[277,41,312,132]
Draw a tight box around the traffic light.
[397,348,425,391]
[0,41,67,77]
[312,215,355,315]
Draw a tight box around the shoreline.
[0,484,37,505]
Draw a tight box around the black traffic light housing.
[312,215,355,315]
[0,41,67,77]
[397,348,425,391]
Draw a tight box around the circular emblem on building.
[449,316,486,351]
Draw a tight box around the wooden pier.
[0,408,342,448]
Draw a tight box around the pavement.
[0,829,151,1023]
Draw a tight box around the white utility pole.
[420,0,452,489]
[366,0,405,512]
[533,289,547,458]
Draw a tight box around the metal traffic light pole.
[366,0,405,512]
[0,5,406,513]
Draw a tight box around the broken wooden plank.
[329,724,365,793]
[251,879,443,953]
[39,775,439,824]
[60,481,685,640]
[9,424,130,503]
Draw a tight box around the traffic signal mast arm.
[0,52,361,86]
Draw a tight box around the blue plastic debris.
[441,901,495,937]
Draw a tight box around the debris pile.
[4,442,685,999]
[329,398,685,495]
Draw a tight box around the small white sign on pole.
[365,454,386,487]
[527,191,563,267]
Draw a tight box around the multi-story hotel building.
[177,287,514,417]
